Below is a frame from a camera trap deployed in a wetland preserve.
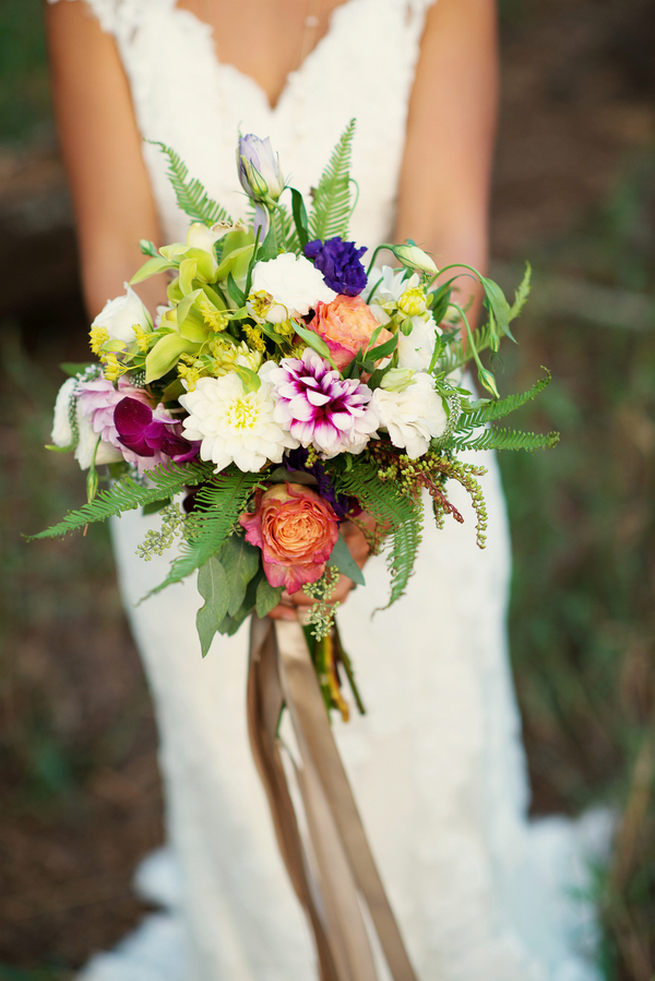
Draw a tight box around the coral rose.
[307,294,393,370]
[239,482,339,593]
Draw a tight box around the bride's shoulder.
[46,0,170,35]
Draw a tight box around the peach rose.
[307,294,393,370]
[239,482,339,593]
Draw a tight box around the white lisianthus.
[397,314,439,371]
[51,377,78,448]
[50,376,122,468]
[92,285,152,346]
[179,369,298,473]
[370,371,447,459]
[248,253,336,324]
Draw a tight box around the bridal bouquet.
[37,121,555,717]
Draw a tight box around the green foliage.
[196,555,229,657]
[152,142,232,226]
[255,575,284,618]
[327,531,366,586]
[333,457,423,607]
[145,469,260,598]
[457,370,552,428]
[308,119,356,241]
[450,426,560,453]
[29,461,208,540]
[271,200,299,252]
[509,262,532,321]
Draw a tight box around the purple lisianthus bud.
[114,397,199,470]
[304,237,367,297]
[237,134,284,204]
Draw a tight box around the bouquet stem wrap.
[247,616,418,981]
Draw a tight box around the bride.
[46,1,608,978]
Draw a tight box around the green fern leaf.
[308,119,356,240]
[450,427,559,452]
[334,458,423,608]
[509,262,532,322]
[144,469,261,597]
[152,142,232,226]
[455,370,552,430]
[29,462,209,540]
[272,201,299,252]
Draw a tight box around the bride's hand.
[268,514,376,622]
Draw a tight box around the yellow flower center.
[227,395,258,430]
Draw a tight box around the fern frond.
[145,469,262,597]
[509,262,532,322]
[29,462,209,540]
[308,119,356,241]
[152,142,232,226]
[333,458,423,607]
[450,427,560,452]
[272,201,299,252]
[455,370,552,430]
[437,320,498,375]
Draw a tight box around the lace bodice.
[58,0,435,247]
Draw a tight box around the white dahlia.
[179,371,298,473]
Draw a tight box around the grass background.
[1,0,653,977]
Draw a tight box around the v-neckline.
[174,0,359,113]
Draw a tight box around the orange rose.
[307,294,393,370]
[239,482,339,593]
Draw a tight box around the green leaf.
[226,272,245,307]
[28,461,208,540]
[255,574,284,618]
[509,261,532,322]
[59,362,93,377]
[364,331,398,363]
[481,276,515,343]
[145,470,261,597]
[294,321,336,366]
[327,531,366,586]
[308,119,356,240]
[196,556,229,656]
[233,363,261,393]
[290,187,309,249]
[451,427,560,452]
[429,283,452,325]
[130,255,176,286]
[151,142,233,226]
[218,534,261,616]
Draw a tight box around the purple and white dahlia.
[262,349,379,458]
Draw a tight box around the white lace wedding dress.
[52,1,610,978]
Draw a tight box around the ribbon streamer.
[247,615,418,981]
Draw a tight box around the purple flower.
[284,447,357,519]
[304,237,367,296]
[114,397,199,470]
[266,349,379,458]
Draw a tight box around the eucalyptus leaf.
[255,575,284,618]
[219,534,261,616]
[196,556,229,656]
[327,532,366,586]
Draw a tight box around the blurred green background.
[1,1,653,978]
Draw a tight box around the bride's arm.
[394,0,499,326]
[45,0,163,317]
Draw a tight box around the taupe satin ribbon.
[247,615,418,981]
